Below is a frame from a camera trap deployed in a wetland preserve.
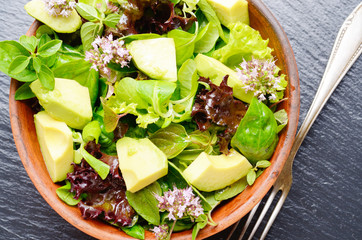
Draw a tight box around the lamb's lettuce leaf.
[172,59,198,122]
[104,77,177,129]
[194,22,219,54]
[197,0,227,42]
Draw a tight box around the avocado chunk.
[116,137,168,193]
[30,78,92,130]
[128,38,177,82]
[25,0,82,33]
[206,0,249,27]
[195,54,254,103]
[183,149,252,192]
[34,111,74,182]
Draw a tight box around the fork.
[227,3,362,240]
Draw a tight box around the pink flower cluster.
[85,34,131,78]
[236,57,282,102]
[151,224,169,240]
[43,0,76,18]
[154,186,204,221]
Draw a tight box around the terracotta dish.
[9,0,300,239]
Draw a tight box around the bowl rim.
[8,0,300,239]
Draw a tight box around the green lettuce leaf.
[212,22,273,68]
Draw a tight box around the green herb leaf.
[56,181,81,206]
[121,33,161,44]
[80,21,104,51]
[37,39,62,57]
[192,214,208,240]
[79,0,106,10]
[104,13,121,28]
[214,177,248,201]
[80,144,110,180]
[14,82,35,100]
[126,182,161,225]
[76,3,101,21]
[256,169,264,178]
[37,65,55,90]
[121,225,145,240]
[107,62,138,73]
[8,55,31,75]
[256,160,271,169]
[149,124,189,159]
[38,34,52,49]
[19,35,37,53]
[247,169,256,186]
[32,57,42,73]
[274,109,288,133]
[82,120,101,143]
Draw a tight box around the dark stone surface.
[0,0,361,239]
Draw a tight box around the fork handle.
[288,3,362,163]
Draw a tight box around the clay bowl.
[9,0,300,239]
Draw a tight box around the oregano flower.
[151,224,169,240]
[236,57,287,102]
[152,186,204,239]
[84,34,131,79]
[43,0,76,17]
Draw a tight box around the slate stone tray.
[0,0,361,239]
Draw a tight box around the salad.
[0,0,289,239]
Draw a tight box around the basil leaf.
[19,35,37,53]
[126,182,161,225]
[32,57,42,73]
[76,3,101,21]
[214,177,248,201]
[37,65,55,90]
[0,40,30,74]
[104,13,121,28]
[14,82,35,100]
[36,25,56,38]
[82,120,101,143]
[56,181,81,206]
[121,225,145,240]
[38,34,52,49]
[247,169,256,186]
[38,54,58,68]
[256,160,271,169]
[81,22,104,51]
[231,97,279,164]
[149,124,189,159]
[37,39,62,57]
[53,59,99,106]
[80,144,110,180]
[8,56,30,75]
